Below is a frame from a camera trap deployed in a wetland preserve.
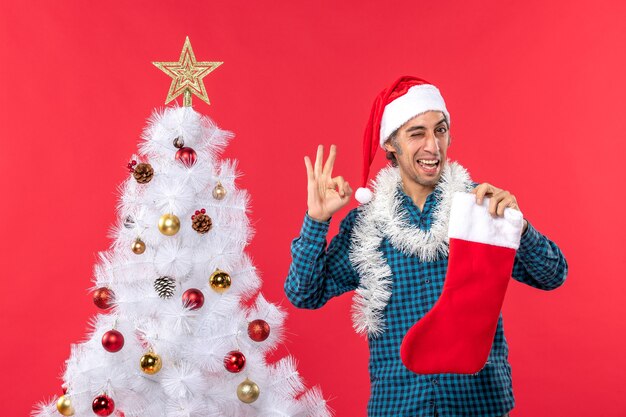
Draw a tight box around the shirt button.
[425,279,431,284]
[432,378,439,385]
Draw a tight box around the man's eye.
[410,133,424,138]
[436,127,447,133]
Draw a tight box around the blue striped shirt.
[284,184,567,417]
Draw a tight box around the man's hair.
[384,129,400,167]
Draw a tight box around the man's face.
[384,110,450,189]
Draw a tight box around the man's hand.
[304,144,352,222]
[472,183,528,233]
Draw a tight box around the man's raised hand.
[472,182,528,233]
[304,144,353,222]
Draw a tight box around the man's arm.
[284,209,361,309]
[471,182,567,290]
[511,220,568,290]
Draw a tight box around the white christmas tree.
[34,38,331,417]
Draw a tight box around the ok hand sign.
[304,144,353,222]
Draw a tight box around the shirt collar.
[396,183,442,216]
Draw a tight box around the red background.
[1,1,625,416]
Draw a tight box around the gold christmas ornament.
[56,395,75,416]
[131,238,146,254]
[209,269,231,293]
[237,378,260,404]
[158,213,180,236]
[140,352,162,374]
[153,36,223,107]
[212,182,227,200]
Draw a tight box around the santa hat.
[354,76,451,204]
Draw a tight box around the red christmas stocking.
[400,192,524,374]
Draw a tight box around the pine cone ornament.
[191,209,212,234]
[154,276,176,299]
[123,215,135,229]
[132,163,154,184]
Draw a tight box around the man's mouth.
[416,159,440,173]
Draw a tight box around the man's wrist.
[301,212,331,243]
[306,211,331,223]
[518,219,541,253]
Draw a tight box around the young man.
[284,76,567,417]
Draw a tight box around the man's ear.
[383,138,395,153]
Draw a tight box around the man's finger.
[489,191,509,216]
[304,156,314,181]
[314,144,324,176]
[475,183,493,205]
[323,144,337,177]
[332,176,346,197]
[488,190,505,215]
[496,196,515,216]
[337,179,345,198]
[343,181,352,198]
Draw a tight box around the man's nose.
[423,131,440,154]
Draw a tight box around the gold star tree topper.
[153,37,223,106]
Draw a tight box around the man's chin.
[415,176,440,187]
[414,165,444,187]
[398,161,445,188]
[403,170,441,188]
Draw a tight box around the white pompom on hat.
[355,76,450,204]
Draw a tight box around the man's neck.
[400,177,436,211]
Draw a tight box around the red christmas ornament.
[224,350,246,373]
[191,208,207,220]
[248,319,271,342]
[175,147,197,167]
[92,394,115,416]
[93,287,115,310]
[182,288,205,310]
[102,330,124,352]
[126,160,137,173]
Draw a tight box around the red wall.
[1,1,624,415]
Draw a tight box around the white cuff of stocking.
[448,192,524,250]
